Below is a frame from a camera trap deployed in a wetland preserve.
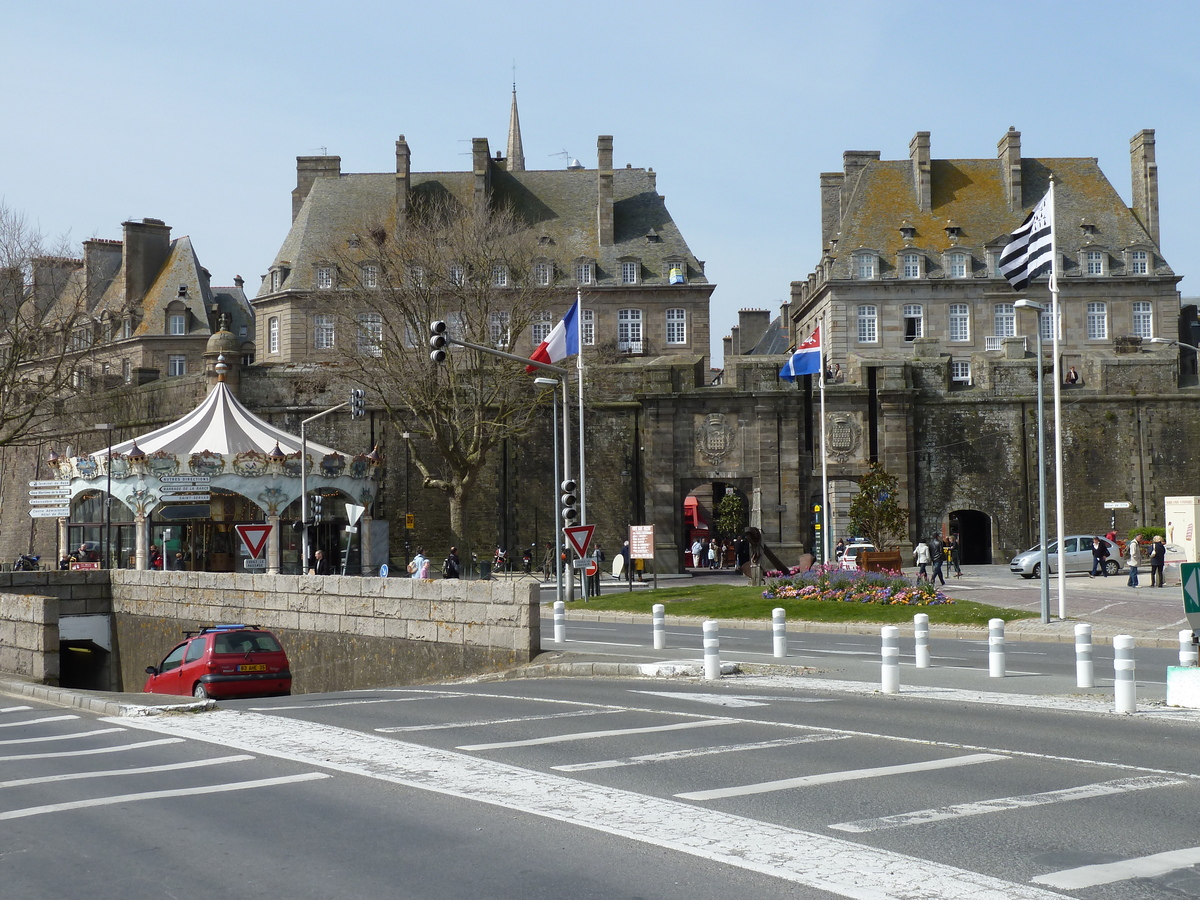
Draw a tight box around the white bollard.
[703,619,721,681]
[988,618,1005,677]
[1179,629,1198,667]
[553,600,565,644]
[1075,623,1094,688]
[1114,634,1136,714]
[881,625,900,694]
[652,604,666,650]
[772,608,787,658]
[913,613,930,668]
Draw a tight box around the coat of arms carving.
[825,413,862,463]
[697,414,736,466]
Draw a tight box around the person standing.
[1126,535,1143,587]
[409,546,428,580]
[1150,534,1167,587]
[691,538,704,568]
[1089,537,1109,577]
[442,546,460,579]
[708,539,718,569]
[929,535,946,586]
[913,539,931,581]
[588,545,604,596]
[312,549,331,575]
[948,534,963,577]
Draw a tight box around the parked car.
[1009,535,1123,578]
[144,624,292,699]
[839,542,877,570]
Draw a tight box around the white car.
[1010,535,1122,578]
[839,542,876,570]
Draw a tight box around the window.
[270,270,281,292]
[492,265,508,287]
[581,308,595,346]
[1039,310,1055,343]
[534,262,552,286]
[122,358,131,384]
[856,255,876,280]
[168,313,186,335]
[489,311,510,347]
[856,305,878,343]
[902,253,921,279]
[448,264,465,286]
[168,355,186,377]
[903,304,923,341]
[949,304,970,342]
[951,360,971,383]
[357,313,383,356]
[1132,301,1152,339]
[1130,250,1149,275]
[621,261,639,284]
[617,308,642,352]
[1085,250,1105,276]
[666,308,687,344]
[665,259,686,284]
[122,318,132,339]
[268,317,279,354]
[1087,301,1108,340]
[316,266,335,289]
[314,314,335,349]
[989,250,1006,278]
[949,252,968,278]
[575,261,593,285]
[993,303,1015,338]
[362,265,379,288]
[532,311,552,345]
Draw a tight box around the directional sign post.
[563,524,596,558]
[29,507,70,518]
[159,476,211,485]
[29,480,70,488]
[1103,501,1133,510]
[159,493,212,503]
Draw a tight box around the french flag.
[526,299,580,373]
[779,326,821,381]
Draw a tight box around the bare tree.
[336,196,566,543]
[0,202,90,447]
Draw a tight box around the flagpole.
[819,313,830,565]
[562,373,574,603]
[1048,177,1066,618]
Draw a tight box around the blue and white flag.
[999,193,1055,292]
[780,326,821,381]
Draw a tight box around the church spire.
[506,85,525,172]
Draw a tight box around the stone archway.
[680,479,751,569]
[949,509,992,565]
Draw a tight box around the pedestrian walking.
[913,539,931,581]
[708,539,718,570]
[409,546,429,580]
[948,534,963,577]
[1089,536,1109,577]
[1150,534,1167,587]
[589,544,604,595]
[929,535,946,586]
[690,538,704,568]
[1126,534,1142,587]
[442,546,461,579]
[312,549,331,575]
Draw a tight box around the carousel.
[49,350,381,574]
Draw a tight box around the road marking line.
[556,639,644,647]
[553,734,849,771]
[458,718,735,750]
[250,693,472,711]
[0,706,33,714]
[0,772,330,821]
[0,728,124,746]
[1034,845,1200,888]
[0,738,184,762]
[0,754,254,789]
[115,710,1064,900]
[378,708,622,733]
[831,775,1183,832]
[630,691,768,707]
[0,715,78,729]
[676,753,1008,801]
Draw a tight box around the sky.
[3,1,1198,367]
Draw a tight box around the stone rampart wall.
[0,592,58,683]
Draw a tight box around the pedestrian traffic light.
[311,493,323,525]
[561,478,578,523]
[349,388,366,419]
[429,320,448,363]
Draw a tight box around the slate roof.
[260,162,705,297]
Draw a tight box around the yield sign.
[563,524,595,558]
[235,523,273,559]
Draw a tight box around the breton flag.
[999,193,1055,292]
[779,326,821,381]
[526,298,580,373]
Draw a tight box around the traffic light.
[561,479,578,524]
[429,320,448,363]
[349,388,366,419]
[311,493,323,526]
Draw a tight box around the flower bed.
[763,563,953,606]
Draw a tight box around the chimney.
[597,135,614,246]
[1130,128,1160,245]
[292,155,341,222]
[729,324,741,357]
[997,127,1023,210]
[820,172,845,247]
[908,132,931,211]
[234,275,244,290]
[395,135,411,226]
[122,218,172,306]
[472,137,493,207]
[722,333,733,363]
[738,309,771,352]
[83,238,122,306]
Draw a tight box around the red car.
[144,625,292,699]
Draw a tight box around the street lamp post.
[535,377,563,604]
[402,432,411,572]
[94,423,114,569]
[1014,300,1049,623]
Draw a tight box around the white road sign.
[1103,501,1133,509]
[160,494,211,503]
[28,497,74,506]
[29,479,69,488]
[159,475,211,484]
[29,507,70,518]
[28,489,71,497]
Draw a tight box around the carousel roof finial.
[215,354,228,382]
[268,442,287,462]
[366,445,383,466]
[127,440,147,463]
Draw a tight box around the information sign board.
[628,525,656,559]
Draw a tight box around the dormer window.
[1084,249,1107,276]
[533,260,553,286]
[316,266,335,289]
[448,263,465,286]
[1128,248,1150,275]
[168,313,187,335]
[948,252,969,279]
[944,220,961,241]
[1080,220,1098,236]
[644,229,660,243]
[899,222,916,241]
[620,259,640,285]
[575,260,595,285]
[361,264,379,288]
[901,252,922,279]
[492,265,508,287]
[664,258,687,284]
[854,252,878,280]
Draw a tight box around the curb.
[0,677,215,717]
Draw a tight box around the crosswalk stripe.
[0,772,330,821]
[1034,845,1200,889]
[831,775,1183,832]
[0,755,254,789]
[250,693,472,711]
[0,728,124,746]
[0,715,78,729]
[553,734,848,772]
[0,738,183,762]
[458,718,734,751]
[379,708,621,734]
[675,753,1008,801]
[0,706,33,714]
